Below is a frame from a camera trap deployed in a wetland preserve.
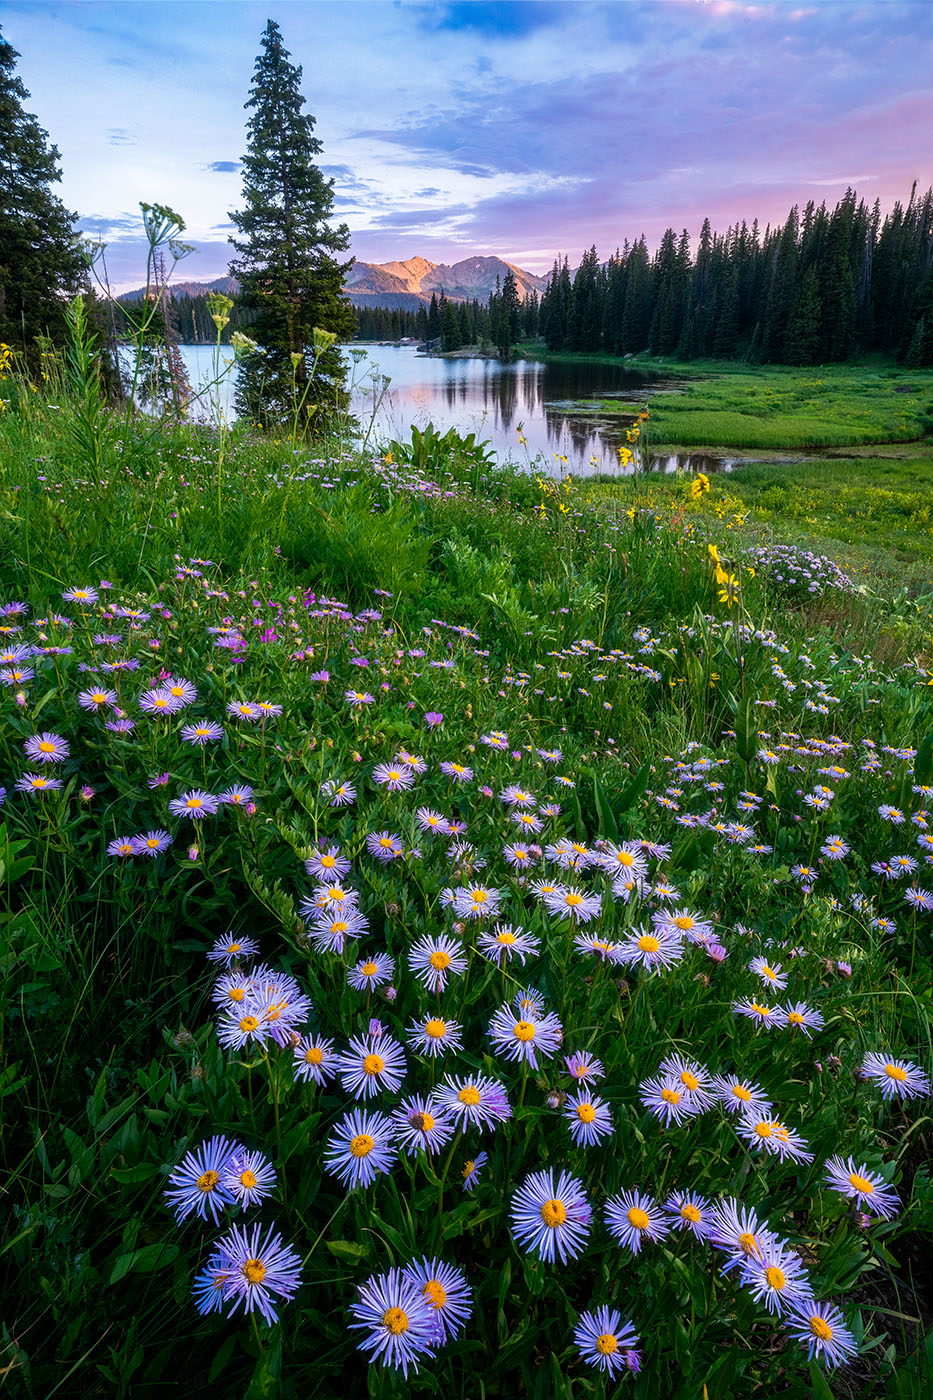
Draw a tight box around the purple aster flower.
[390,1096,456,1157]
[787,1300,858,1368]
[510,1168,591,1264]
[488,1003,563,1069]
[574,1306,639,1376]
[564,1092,613,1146]
[337,1034,407,1100]
[304,844,351,880]
[403,1256,471,1344]
[222,1147,276,1208]
[372,762,414,792]
[324,1108,397,1191]
[78,685,118,711]
[168,790,220,820]
[738,1111,813,1163]
[860,1052,931,1101]
[541,885,603,924]
[366,830,405,861]
[23,731,70,764]
[219,784,254,808]
[461,1151,487,1191]
[406,1015,463,1059]
[345,689,375,707]
[347,953,395,992]
[714,1073,772,1117]
[740,1237,813,1316]
[62,586,98,604]
[292,1034,337,1086]
[824,1155,900,1219]
[15,773,63,794]
[206,933,260,967]
[564,1050,605,1084]
[180,720,224,746]
[347,1267,437,1378]
[606,1188,670,1254]
[451,883,503,921]
[164,1134,239,1223]
[663,1191,715,1241]
[784,1001,825,1036]
[107,835,137,859]
[432,1073,511,1132]
[321,778,356,807]
[139,688,182,717]
[227,699,261,722]
[423,711,444,728]
[407,933,468,994]
[477,924,541,966]
[131,829,172,856]
[211,1222,302,1324]
[439,760,473,783]
[617,925,684,973]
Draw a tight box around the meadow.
[1,329,932,1399]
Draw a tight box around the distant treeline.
[113,294,259,344]
[538,185,933,365]
[354,289,539,353]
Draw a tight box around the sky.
[5,0,933,291]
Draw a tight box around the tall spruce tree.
[229,19,354,429]
[0,29,86,362]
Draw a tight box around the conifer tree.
[0,29,86,362]
[229,19,354,429]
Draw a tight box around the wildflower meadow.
[1,334,932,1399]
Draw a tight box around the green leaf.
[915,730,933,787]
[111,1162,160,1185]
[108,1242,178,1284]
[325,1239,369,1262]
[592,771,619,843]
[612,760,651,821]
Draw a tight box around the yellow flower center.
[458,1086,481,1106]
[576,1102,596,1123]
[754,1121,772,1138]
[565,893,583,907]
[423,1280,446,1309]
[739,1231,760,1256]
[186,797,203,809]
[680,1071,699,1091]
[661,1088,681,1105]
[513,1020,536,1042]
[810,1317,833,1342]
[751,1002,772,1017]
[418,1112,435,1133]
[196,1171,219,1192]
[762,964,777,979]
[321,855,336,868]
[332,921,348,935]
[885,1064,907,1081]
[616,851,634,866]
[383,1307,409,1335]
[765,1266,786,1291]
[674,916,694,930]
[239,1169,257,1189]
[627,1207,650,1231]
[596,1333,618,1355]
[733,1085,752,1101]
[497,931,517,944]
[681,1203,701,1223]
[305,1046,323,1064]
[350,1134,374,1158]
[425,1018,446,1039]
[361,961,378,976]
[788,1011,804,1025]
[38,741,55,753]
[849,1172,874,1194]
[461,1160,475,1179]
[238,1016,259,1034]
[379,837,394,848]
[637,934,660,953]
[363,1054,385,1076]
[540,1199,567,1227]
[429,950,452,970]
[471,890,488,905]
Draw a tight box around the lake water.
[168,342,740,477]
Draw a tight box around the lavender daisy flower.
[305,882,360,913]
[821,834,850,861]
[564,1092,613,1147]
[348,1267,437,1378]
[477,924,541,966]
[372,762,414,791]
[451,883,503,921]
[905,887,933,911]
[461,1152,488,1191]
[784,1001,825,1037]
[860,1052,931,1100]
[139,689,182,717]
[605,1188,670,1254]
[598,842,648,880]
[192,1251,232,1316]
[749,956,788,991]
[564,1051,605,1084]
[574,1306,639,1376]
[714,1074,773,1118]
[652,907,713,942]
[639,1074,699,1128]
[164,1135,239,1223]
[541,884,603,923]
[228,699,261,722]
[433,1074,511,1131]
[304,845,351,880]
[167,790,220,820]
[23,731,70,764]
[502,841,538,869]
[488,1003,563,1069]
[107,835,137,858]
[406,1015,464,1059]
[787,1300,858,1368]
[740,1237,813,1316]
[62,586,98,604]
[407,934,468,994]
[403,1256,471,1344]
[366,830,405,862]
[223,1148,276,1208]
[439,760,473,783]
[206,934,260,967]
[656,1054,715,1112]
[15,773,63,793]
[663,1191,715,1241]
[78,685,118,711]
[573,934,624,963]
[337,1034,407,1100]
[345,689,375,707]
[292,1034,337,1086]
[219,783,254,808]
[347,953,395,992]
[324,1108,397,1191]
[510,1168,591,1264]
[415,807,450,835]
[391,1096,456,1157]
[709,1197,778,1272]
[824,1155,900,1219]
[212,1223,302,1324]
[321,777,357,807]
[180,721,224,746]
[617,926,684,973]
[308,909,369,955]
[739,1112,813,1163]
[131,829,172,857]
[732,998,789,1029]
[163,678,197,707]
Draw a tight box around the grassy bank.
[2,352,933,1398]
